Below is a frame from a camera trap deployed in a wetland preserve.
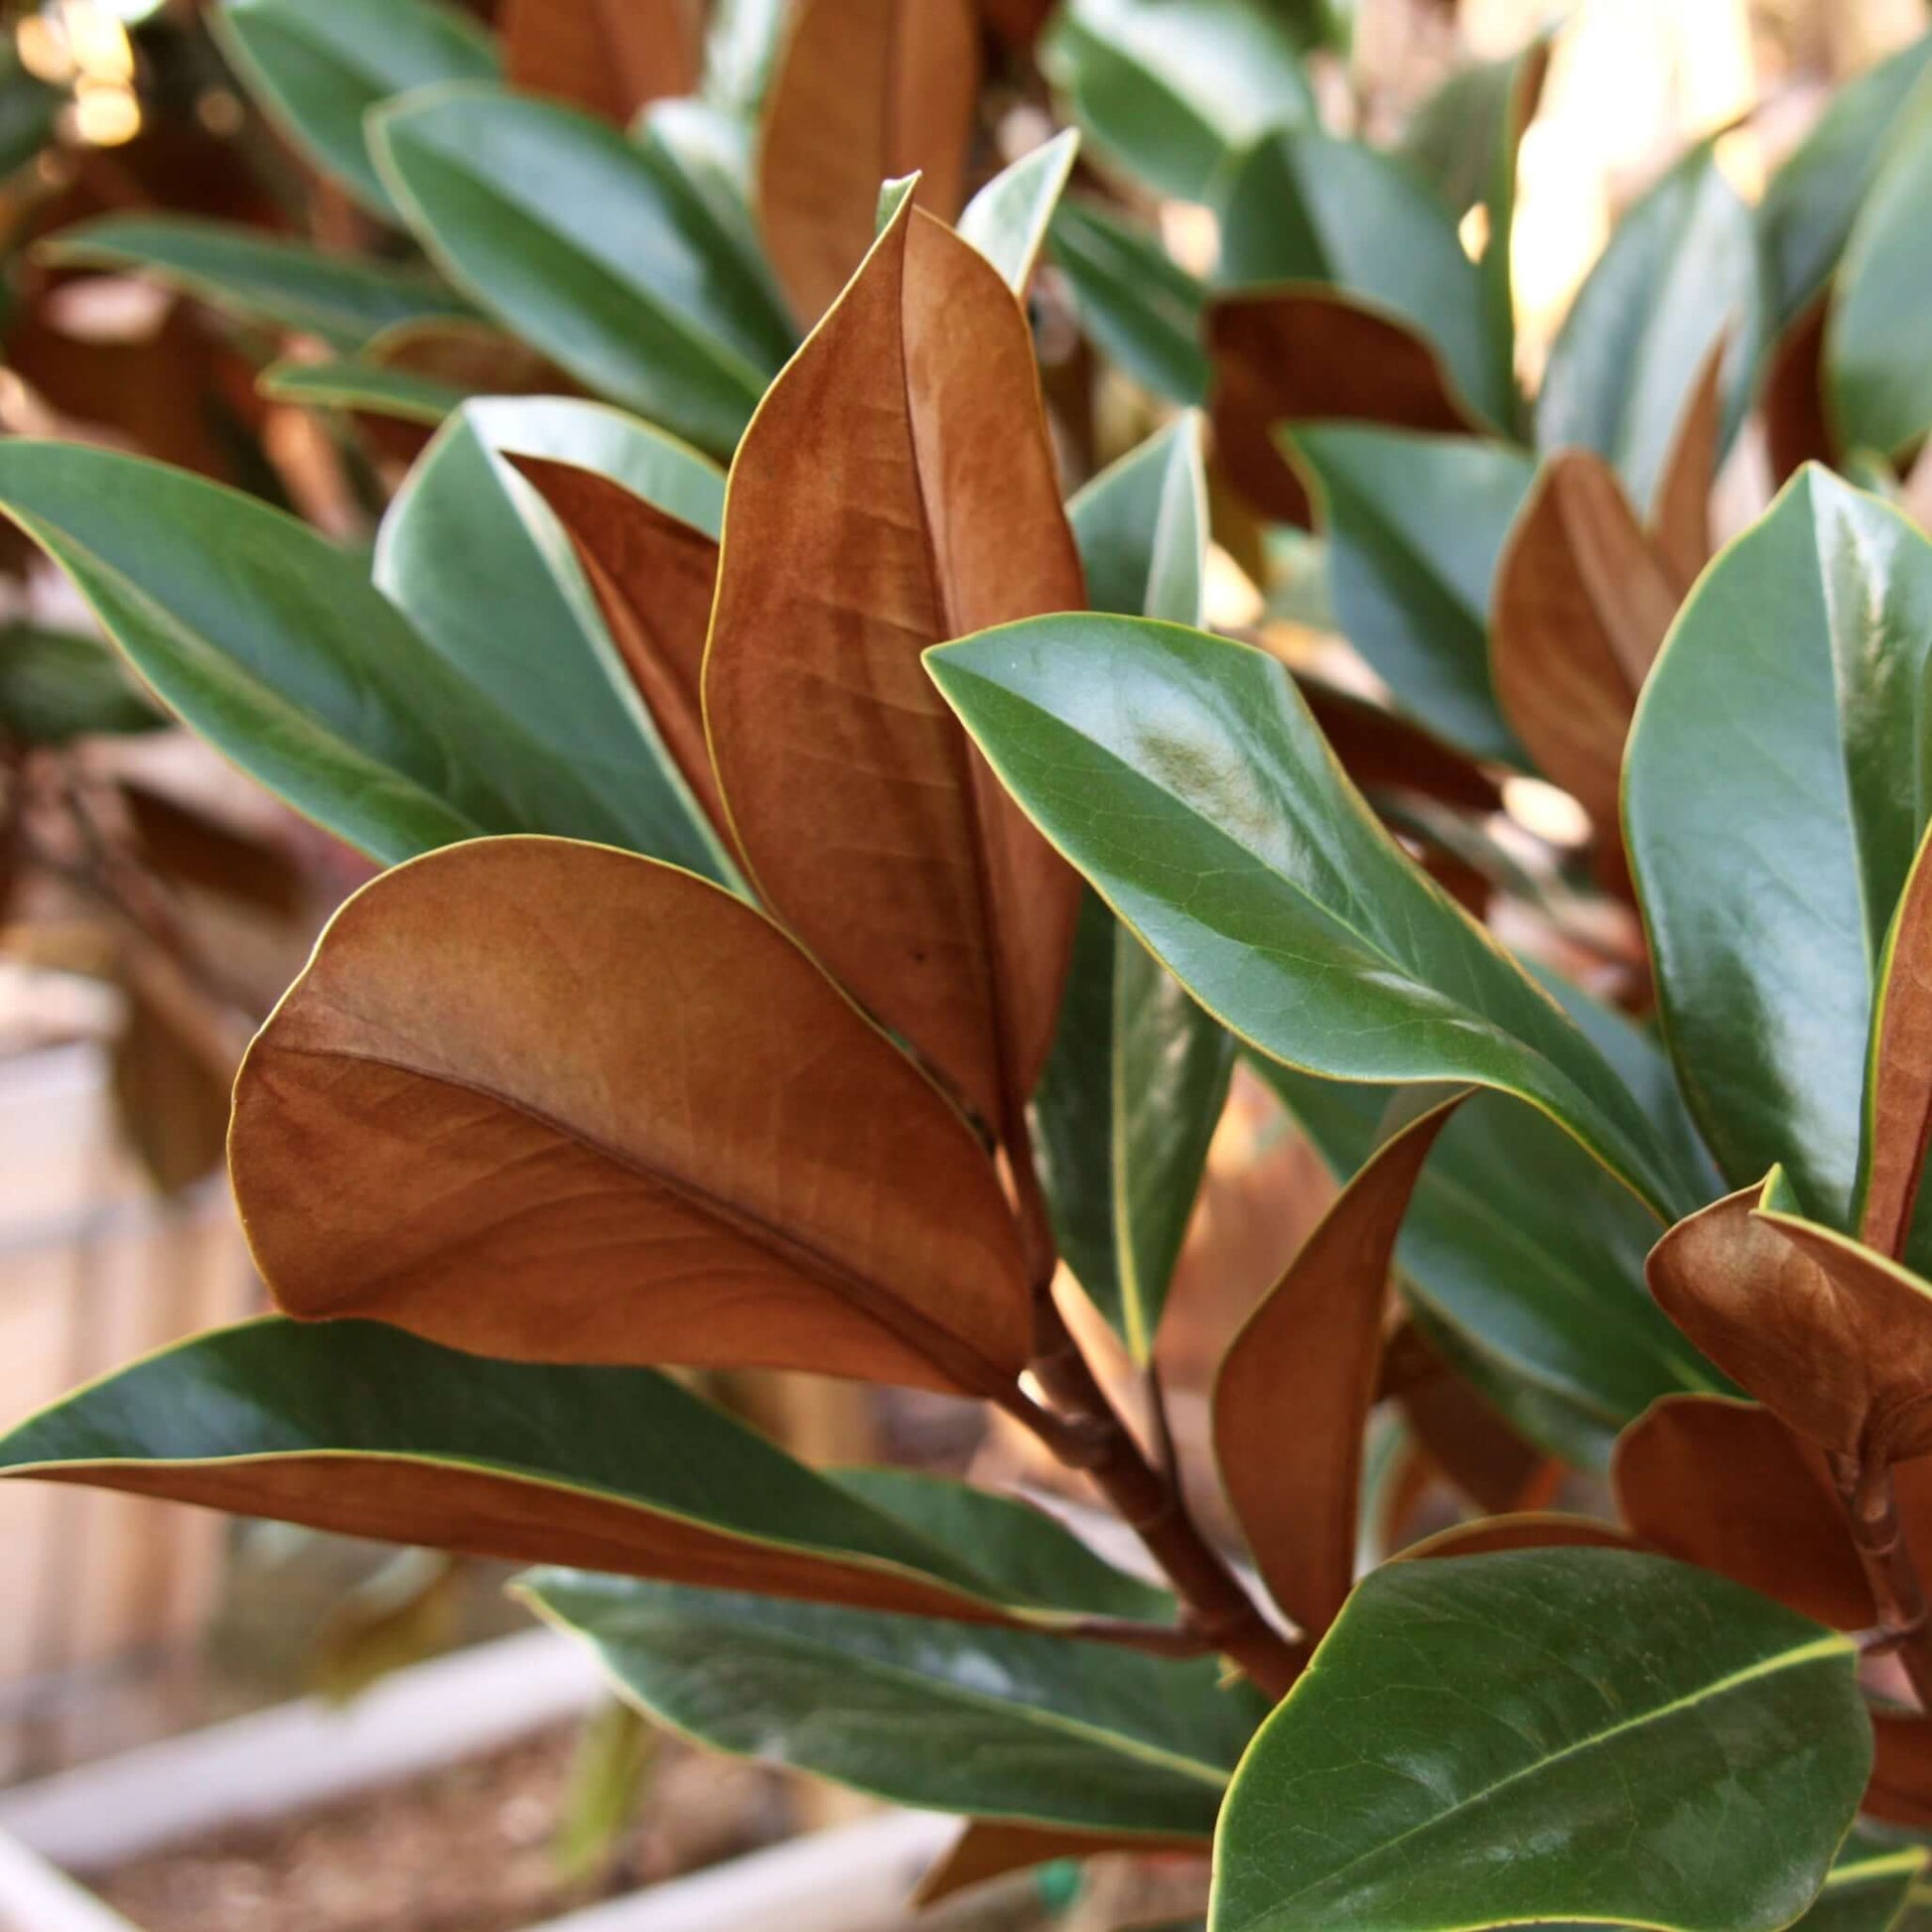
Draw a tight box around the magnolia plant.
[8,1,1932,1928]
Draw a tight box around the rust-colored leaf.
[1869,1710,1932,1830]
[1647,333,1726,591]
[230,837,1033,1394]
[1762,294,1839,488]
[914,1821,1206,1907]
[704,199,1083,1147]
[977,0,1054,47]
[1206,289,1484,526]
[1213,1094,1461,1638]
[1400,1364,1555,1515]
[1398,1513,1640,1562]
[1612,1394,1873,1630]
[501,0,702,122]
[1490,451,1681,845]
[757,0,981,327]
[1295,675,1504,815]
[1647,1180,1932,1467]
[509,456,725,833]
[1862,829,1932,1259]
[122,779,305,919]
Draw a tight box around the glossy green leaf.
[635,96,774,296]
[0,623,164,745]
[257,355,470,426]
[1625,466,1932,1235]
[1826,77,1932,459]
[1046,200,1209,405]
[1041,0,1313,204]
[1784,1834,1927,1932]
[1257,1060,1724,1469]
[929,615,1693,1220]
[1217,130,1508,428]
[1210,1549,1868,1932]
[0,441,626,863]
[40,216,473,352]
[958,129,1079,295]
[1757,32,1932,330]
[1042,419,1233,1356]
[371,84,795,457]
[1287,424,1532,764]
[1537,146,1765,516]
[830,1469,1173,1623]
[520,1571,1264,1836]
[212,0,497,221]
[0,1317,1149,1623]
[373,396,731,879]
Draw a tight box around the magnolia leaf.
[1827,77,1932,459]
[916,1820,1205,1907]
[258,356,470,426]
[0,442,632,863]
[1041,0,1313,204]
[371,85,794,457]
[0,623,162,744]
[756,0,979,326]
[1216,1093,1461,1638]
[1647,333,1726,590]
[1217,128,1508,430]
[501,0,701,122]
[1396,1512,1638,1563]
[958,129,1079,295]
[1490,451,1680,847]
[1861,824,1932,1258]
[1210,1549,1868,1932]
[1047,199,1209,405]
[1258,1056,1719,1472]
[40,216,473,352]
[1292,677,1501,816]
[929,615,1691,1219]
[1647,1173,1932,1467]
[1038,419,1232,1355]
[1538,145,1763,512]
[519,1571,1266,1836]
[1208,292,1486,526]
[1612,1395,1872,1631]
[231,838,1033,1394]
[1869,1711,1932,1833]
[508,456,724,836]
[1625,467,1932,1232]
[121,781,303,918]
[1289,424,1532,763]
[705,198,1083,1145]
[374,397,731,881]
[1788,1834,1927,1932]
[0,1318,1097,1622]
[1764,295,1840,486]
[1757,31,1932,329]
[212,0,496,220]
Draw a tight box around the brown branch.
[1831,1451,1932,1711]
[1058,1614,1216,1660]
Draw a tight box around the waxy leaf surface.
[757,0,978,326]
[1625,467,1932,1233]
[0,1318,1106,1622]
[706,201,1083,1139]
[1217,1095,1460,1637]
[231,838,1032,1393]
[958,129,1080,296]
[1049,200,1209,405]
[372,85,794,456]
[929,614,1691,1219]
[522,1571,1265,1836]
[1860,824,1932,1259]
[213,0,496,219]
[1210,1549,1868,1932]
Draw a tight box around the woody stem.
[1830,1451,1932,1711]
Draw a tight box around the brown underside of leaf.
[1397,1512,1639,1563]
[1213,1096,1461,1639]
[703,201,1082,1141]
[913,1820,1206,1907]
[1863,832,1932,1259]
[1648,1186,1932,1466]
[1762,295,1839,488]
[501,0,702,122]
[1490,451,1681,847]
[1868,1708,1932,1829]
[1206,289,1483,526]
[1612,1394,1874,1630]
[508,456,725,834]
[1388,1322,1554,1515]
[1647,332,1726,590]
[756,0,981,328]
[1295,677,1503,815]
[230,838,1032,1394]
[29,1455,1025,1623]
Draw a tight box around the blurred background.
[0,0,1923,1927]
